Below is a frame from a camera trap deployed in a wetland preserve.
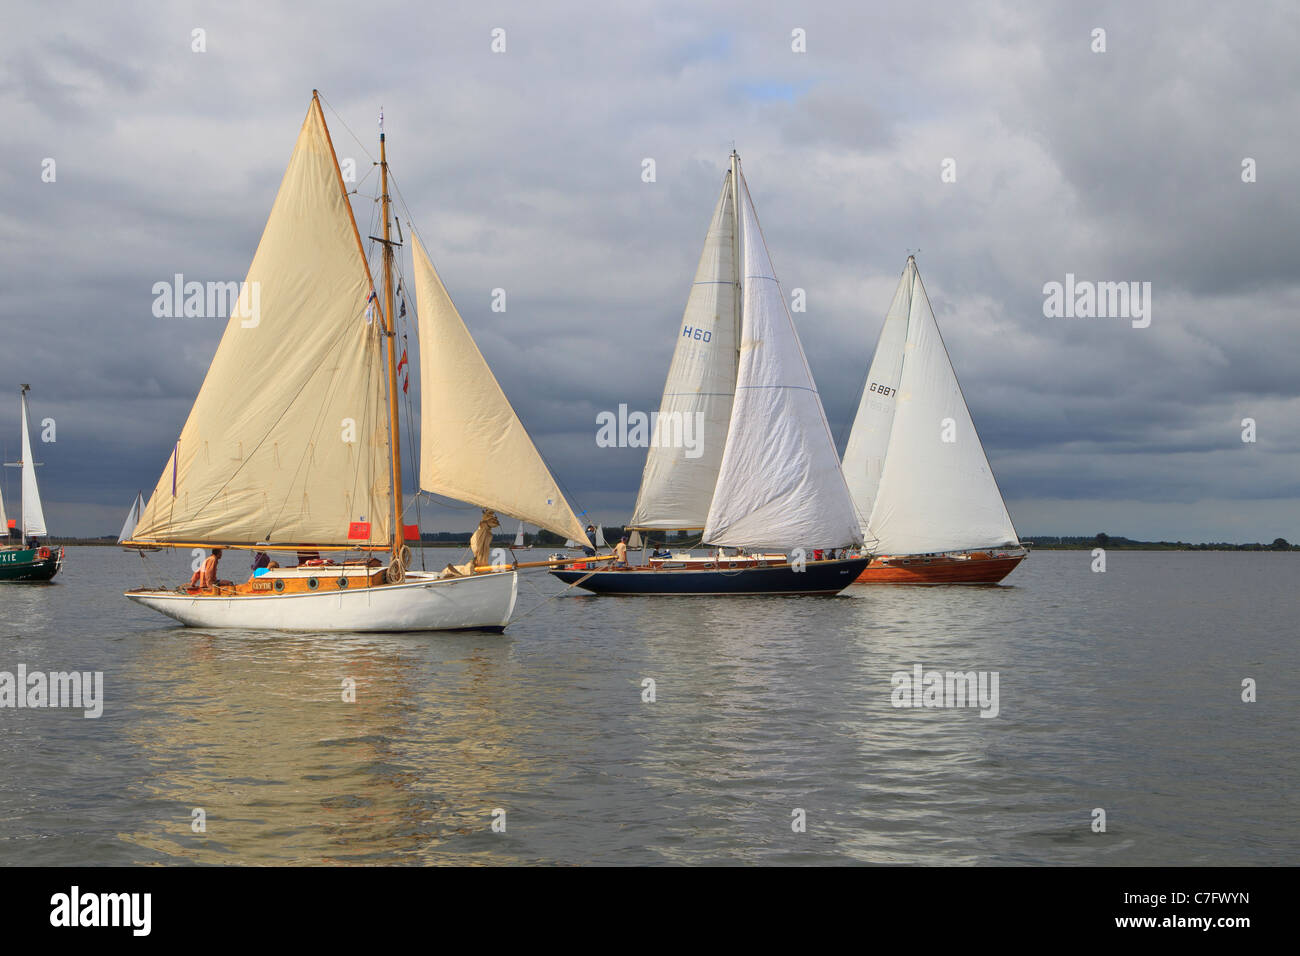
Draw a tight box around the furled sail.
[412,233,589,544]
[840,260,914,537]
[131,98,392,548]
[20,392,47,537]
[118,492,145,544]
[702,170,863,551]
[865,260,1020,554]
[629,172,739,530]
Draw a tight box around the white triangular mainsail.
[118,492,145,544]
[131,98,392,548]
[20,390,47,537]
[840,261,914,538]
[630,171,738,531]
[0,478,8,539]
[702,168,863,551]
[852,259,1020,555]
[412,233,589,544]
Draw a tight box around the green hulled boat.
[1,385,63,583]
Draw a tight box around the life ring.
[305,558,333,567]
[386,558,405,584]
[37,547,50,559]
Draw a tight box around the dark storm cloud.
[0,0,1296,541]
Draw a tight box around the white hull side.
[125,570,518,632]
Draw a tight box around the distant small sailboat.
[552,153,868,595]
[116,492,156,551]
[841,256,1026,584]
[0,385,64,583]
[513,521,525,548]
[122,93,590,630]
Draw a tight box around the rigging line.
[508,567,603,623]
[315,92,378,166]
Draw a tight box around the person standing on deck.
[612,536,629,568]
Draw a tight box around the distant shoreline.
[35,535,1300,552]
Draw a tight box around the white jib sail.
[0,479,8,538]
[20,392,47,537]
[118,493,145,544]
[412,233,590,545]
[841,260,915,538]
[866,262,1020,555]
[702,170,863,551]
[629,172,738,531]
[513,521,525,547]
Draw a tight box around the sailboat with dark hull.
[552,153,868,596]
[841,257,1026,584]
[122,93,590,631]
[0,386,64,583]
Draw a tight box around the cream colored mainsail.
[131,98,391,548]
[412,233,589,544]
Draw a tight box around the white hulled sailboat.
[552,153,868,595]
[124,93,590,630]
[841,257,1026,583]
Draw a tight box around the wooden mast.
[379,116,404,565]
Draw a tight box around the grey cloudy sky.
[1,0,1297,542]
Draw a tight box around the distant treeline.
[1028,534,1298,551]
[45,530,1300,551]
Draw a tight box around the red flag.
[396,348,408,373]
[6,519,14,529]
[402,373,409,394]
[348,521,372,540]
[403,524,419,541]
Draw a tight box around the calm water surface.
[0,547,1295,865]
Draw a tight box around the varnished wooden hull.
[853,552,1026,584]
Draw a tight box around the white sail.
[865,261,1020,554]
[131,98,392,548]
[0,478,7,539]
[594,523,607,547]
[20,391,47,537]
[702,170,863,551]
[412,233,590,544]
[118,492,145,544]
[513,521,525,547]
[840,262,914,537]
[629,172,738,530]
[627,529,643,549]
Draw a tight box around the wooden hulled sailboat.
[552,153,868,595]
[123,93,590,631]
[841,257,1026,584]
[0,385,64,582]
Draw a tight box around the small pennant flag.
[399,298,406,318]
[402,373,409,394]
[365,290,376,324]
[348,521,372,540]
[397,348,408,373]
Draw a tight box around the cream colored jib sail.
[412,233,589,545]
[125,93,584,632]
[630,153,862,553]
[842,257,1020,555]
